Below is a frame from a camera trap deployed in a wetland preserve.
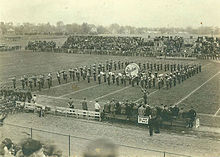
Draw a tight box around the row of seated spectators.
[194,36,220,55]
[24,36,219,58]
[0,87,32,114]
[61,35,185,54]
[103,99,196,121]
[0,87,32,103]
[0,45,21,52]
[25,40,56,52]
[154,36,184,52]
[62,35,149,52]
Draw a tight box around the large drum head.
[125,63,140,77]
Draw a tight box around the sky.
[0,0,220,28]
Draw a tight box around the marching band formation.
[5,59,202,93]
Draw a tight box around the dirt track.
[1,113,220,157]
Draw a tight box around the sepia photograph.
[0,0,220,156]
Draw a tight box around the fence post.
[69,135,71,157]
[30,128,33,139]
[164,152,166,157]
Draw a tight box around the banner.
[125,63,140,77]
[138,116,149,124]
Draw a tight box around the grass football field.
[0,51,220,128]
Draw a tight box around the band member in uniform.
[12,77,16,89]
[107,74,110,85]
[64,71,68,83]
[37,79,41,91]
[29,79,33,91]
[173,75,176,86]
[199,64,202,72]
[73,69,76,81]
[57,71,61,84]
[87,73,91,83]
[123,75,127,86]
[98,74,101,84]
[143,63,146,70]
[21,77,25,89]
[118,61,121,69]
[24,75,28,87]
[93,71,96,81]
[158,78,161,89]
[112,73,115,84]
[76,70,80,81]
[116,74,119,86]
[82,98,88,110]
[48,73,52,86]
[140,77,144,88]
[69,68,73,80]
[40,74,45,88]
[152,77,156,88]
[103,73,107,82]
[166,78,169,89]
[32,75,37,87]
[47,76,51,89]
[131,76,135,87]
[155,71,158,78]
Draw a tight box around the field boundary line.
[214,107,220,117]
[175,71,220,105]
[95,86,131,100]
[38,94,68,100]
[198,113,220,118]
[59,84,101,98]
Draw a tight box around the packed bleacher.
[0,87,32,115]
[61,35,149,55]
[0,45,21,52]
[154,36,184,53]
[25,40,56,52]
[24,35,220,59]
[194,36,220,59]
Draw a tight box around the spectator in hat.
[94,100,101,112]
[82,98,88,110]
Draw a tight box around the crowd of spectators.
[0,87,32,103]
[0,138,62,157]
[194,36,220,59]
[61,35,159,56]
[25,41,56,52]
[0,87,32,115]
[154,36,184,53]
[0,45,21,52]
[24,35,220,59]
[102,99,196,126]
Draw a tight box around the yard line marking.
[175,71,220,105]
[37,94,68,100]
[134,89,159,103]
[95,86,131,100]
[198,113,220,118]
[214,107,220,117]
[37,94,93,103]
[59,84,101,98]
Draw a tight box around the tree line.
[0,21,219,36]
